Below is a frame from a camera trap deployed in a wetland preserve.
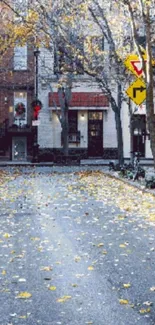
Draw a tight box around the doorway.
[12,137,27,161]
[88,111,103,157]
[132,115,146,157]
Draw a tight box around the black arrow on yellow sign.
[133,86,146,98]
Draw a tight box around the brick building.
[0,40,36,161]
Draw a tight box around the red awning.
[49,92,109,108]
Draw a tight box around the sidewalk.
[0,158,154,167]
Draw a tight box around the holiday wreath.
[31,99,42,119]
[15,102,26,115]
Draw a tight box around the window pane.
[14,92,27,126]
[54,38,84,75]
[14,45,27,70]
[14,0,28,20]
[89,112,103,120]
[68,110,77,132]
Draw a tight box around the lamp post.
[32,48,40,162]
[34,48,40,101]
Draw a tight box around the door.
[132,115,146,157]
[88,111,103,157]
[12,137,27,161]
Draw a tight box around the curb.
[101,170,155,197]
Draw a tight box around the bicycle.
[132,152,145,181]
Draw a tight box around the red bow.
[33,105,41,119]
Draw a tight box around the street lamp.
[34,48,40,100]
[32,48,40,162]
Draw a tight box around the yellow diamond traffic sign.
[126,79,146,105]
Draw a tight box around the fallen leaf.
[88,266,94,271]
[74,256,81,262]
[3,233,12,238]
[2,270,6,275]
[139,308,151,314]
[57,295,71,303]
[97,243,104,247]
[119,299,129,305]
[30,237,40,241]
[48,286,56,291]
[16,292,32,299]
[119,244,126,248]
[123,283,131,288]
[71,284,78,287]
[41,266,53,271]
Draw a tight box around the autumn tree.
[119,0,155,166]
[54,0,132,165]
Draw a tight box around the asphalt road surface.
[0,167,155,325]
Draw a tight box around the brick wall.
[0,43,35,125]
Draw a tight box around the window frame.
[14,91,27,126]
[13,44,28,71]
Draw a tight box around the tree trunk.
[114,109,124,165]
[62,109,69,157]
[113,84,124,165]
[145,6,155,168]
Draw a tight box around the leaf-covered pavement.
[0,167,155,325]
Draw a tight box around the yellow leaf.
[48,286,56,291]
[119,244,126,248]
[3,233,12,238]
[123,283,131,288]
[139,308,151,314]
[102,250,107,255]
[17,292,32,299]
[41,266,53,271]
[2,270,6,275]
[30,237,40,241]
[97,243,104,247]
[119,299,129,305]
[71,284,78,287]
[88,266,94,271]
[57,295,71,303]
[74,256,81,262]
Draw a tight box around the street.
[1,167,155,325]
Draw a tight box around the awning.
[49,92,109,109]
